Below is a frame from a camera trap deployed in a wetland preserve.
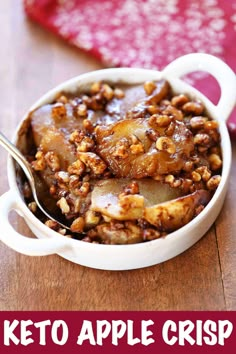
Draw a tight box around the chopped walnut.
[45,219,60,230]
[208,153,222,171]
[165,174,175,184]
[143,228,161,241]
[70,217,85,233]
[68,174,80,189]
[194,133,211,146]
[130,142,144,155]
[58,228,67,235]
[56,94,69,104]
[191,171,202,182]
[90,81,101,95]
[85,210,101,229]
[68,159,85,176]
[77,181,90,197]
[183,161,194,172]
[206,175,221,190]
[182,101,204,115]
[171,94,189,107]
[77,103,87,117]
[155,137,176,154]
[102,83,114,101]
[164,121,176,136]
[113,140,130,159]
[147,105,159,115]
[123,181,140,195]
[75,136,94,152]
[163,105,183,121]
[195,166,211,182]
[51,103,67,120]
[55,171,70,183]
[83,119,94,132]
[31,151,46,171]
[149,114,171,127]
[114,87,125,99]
[45,151,60,172]
[204,120,219,130]
[57,197,70,214]
[144,81,156,95]
[190,116,208,130]
[28,201,37,213]
[78,152,107,175]
[69,130,85,144]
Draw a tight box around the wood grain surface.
[0,1,235,311]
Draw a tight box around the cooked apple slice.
[91,178,182,220]
[30,103,84,145]
[144,189,210,232]
[106,80,170,119]
[95,118,194,178]
[88,221,143,244]
[40,127,76,169]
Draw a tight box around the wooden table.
[0,1,235,311]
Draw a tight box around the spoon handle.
[0,132,34,187]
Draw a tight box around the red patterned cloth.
[24,0,236,137]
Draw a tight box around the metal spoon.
[0,131,71,230]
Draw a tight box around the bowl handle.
[163,53,236,121]
[0,191,69,256]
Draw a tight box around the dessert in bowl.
[0,53,235,270]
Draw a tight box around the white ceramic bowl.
[0,53,236,270]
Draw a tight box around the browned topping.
[70,217,85,233]
[28,201,37,213]
[85,210,101,229]
[77,103,87,117]
[147,105,159,115]
[191,171,202,182]
[112,140,130,159]
[114,87,125,99]
[102,83,114,101]
[90,81,101,95]
[123,181,140,195]
[190,116,208,130]
[45,219,59,230]
[31,151,46,171]
[67,160,85,176]
[171,94,189,107]
[163,105,183,121]
[149,114,172,127]
[78,152,107,175]
[194,133,211,146]
[83,119,94,132]
[155,136,176,154]
[195,166,211,182]
[204,120,219,130]
[51,103,67,120]
[45,151,60,172]
[57,197,70,214]
[26,78,222,244]
[143,228,161,241]
[182,101,204,115]
[206,175,221,190]
[76,136,94,152]
[144,81,157,95]
[208,153,222,171]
